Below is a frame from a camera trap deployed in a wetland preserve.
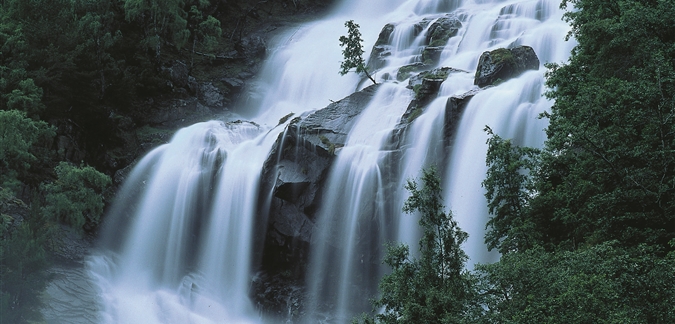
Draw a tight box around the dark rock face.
[257,84,381,276]
[167,60,190,89]
[474,46,540,88]
[198,82,226,107]
[367,24,396,72]
[375,23,396,46]
[237,35,267,59]
[403,67,470,118]
[444,88,481,146]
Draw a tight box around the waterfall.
[305,84,412,321]
[86,0,575,323]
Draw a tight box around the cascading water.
[305,84,412,321]
[83,0,575,323]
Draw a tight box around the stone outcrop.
[367,24,395,72]
[474,46,540,87]
[444,88,481,146]
[367,15,462,73]
[198,82,226,107]
[403,67,470,120]
[258,84,381,273]
[425,15,462,47]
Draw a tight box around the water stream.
[69,0,575,323]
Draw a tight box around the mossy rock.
[473,46,540,88]
[425,15,462,47]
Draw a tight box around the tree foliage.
[475,242,675,323]
[484,0,675,253]
[0,110,55,192]
[339,20,376,85]
[476,0,675,321]
[360,168,476,324]
[41,162,111,232]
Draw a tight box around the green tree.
[536,0,675,249]
[124,0,191,57]
[482,126,541,254]
[3,78,45,116]
[0,110,55,192]
[475,242,675,323]
[339,20,376,85]
[41,162,111,233]
[359,168,476,323]
[186,2,222,65]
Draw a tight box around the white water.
[84,0,574,323]
[305,84,412,321]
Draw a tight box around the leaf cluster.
[339,20,376,84]
[41,162,112,232]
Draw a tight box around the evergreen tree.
[41,162,112,232]
[359,168,476,324]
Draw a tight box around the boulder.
[366,45,392,72]
[421,46,445,65]
[425,15,462,47]
[375,23,396,46]
[474,46,540,88]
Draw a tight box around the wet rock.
[222,77,245,93]
[367,45,392,72]
[258,84,381,278]
[404,67,470,117]
[41,263,102,324]
[444,88,482,146]
[299,84,381,152]
[421,46,445,64]
[251,271,305,322]
[375,23,396,46]
[367,23,395,73]
[474,46,540,88]
[397,62,432,81]
[425,15,462,46]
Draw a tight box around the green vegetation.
[487,48,515,66]
[357,168,476,324]
[0,0,289,321]
[339,20,377,85]
[361,0,675,322]
[42,162,111,233]
[0,110,55,191]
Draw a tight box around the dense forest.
[1,0,674,322]
[0,0,333,322]
[359,0,675,322]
